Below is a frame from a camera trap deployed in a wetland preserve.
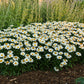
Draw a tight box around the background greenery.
[0,0,84,76]
[0,0,84,30]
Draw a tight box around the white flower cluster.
[0,21,83,72]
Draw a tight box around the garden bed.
[0,63,84,84]
[0,21,84,84]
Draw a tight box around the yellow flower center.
[38,56,40,59]
[7,46,10,48]
[30,59,32,61]
[0,60,3,62]
[47,55,50,56]
[58,57,61,59]
[4,56,6,58]
[17,46,20,48]
[55,52,57,54]
[26,59,28,61]
[15,56,18,59]
[6,61,9,64]
[35,52,37,54]
[50,50,52,51]
[23,60,25,62]
[9,51,12,53]
[34,44,36,46]
[9,55,12,57]
[1,54,3,56]
[14,62,17,64]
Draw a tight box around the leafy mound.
[0,21,84,76]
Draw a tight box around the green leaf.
[75,77,84,84]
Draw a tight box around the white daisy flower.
[14,40,18,44]
[54,67,59,72]
[29,58,34,63]
[0,53,5,57]
[0,46,3,50]
[4,39,9,43]
[14,45,20,49]
[30,52,35,56]
[63,59,68,62]
[39,48,44,52]
[25,54,30,58]
[45,54,52,59]
[50,38,55,42]
[24,58,29,62]
[34,52,39,56]
[10,43,15,46]
[59,63,64,67]
[0,59,4,63]
[46,42,52,46]
[23,31,27,34]
[21,59,26,64]
[5,45,11,49]
[53,51,58,56]
[13,56,19,60]
[38,45,44,49]
[44,46,49,50]
[39,40,45,44]
[79,46,84,49]
[7,54,13,58]
[19,43,23,47]
[3,56,7,59]
[62,61,67,66]
[13,61,19,66]
[66,54,72,59]
[7,50,13,54]
[27,33,30,36]
[25,47,31,51]
[20,52,25,56]
[33,34,38,38]
[10,59,13,63]
[58,45,63,49]
[32,42,38,47]
[24,42,31,47]
[76,52,82,56]
[58,52,63,55]
[57,56,62,60]
[20,47,25,51]
[36,48,40,52]
[54,47,60,51]
[64,52,69,56]
[48,48,53,53]
[31,46,36,51]
[36,55,41,60]
[67,49,73,53]
[10,39,15,42]
[5,61,10,65]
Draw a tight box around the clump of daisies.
[0,21,84,76]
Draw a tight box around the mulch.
[0,63,84,84]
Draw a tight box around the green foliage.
[0,22,84,76]
[76,77,84,84]
[0,0,84,30]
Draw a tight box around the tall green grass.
[0,0,84,30]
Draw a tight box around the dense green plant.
[75,77,84,84]
[0,0,84,30]
[0,21,84,76]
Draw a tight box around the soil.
[0,63,84,84]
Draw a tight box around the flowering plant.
[0,21,84,76]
